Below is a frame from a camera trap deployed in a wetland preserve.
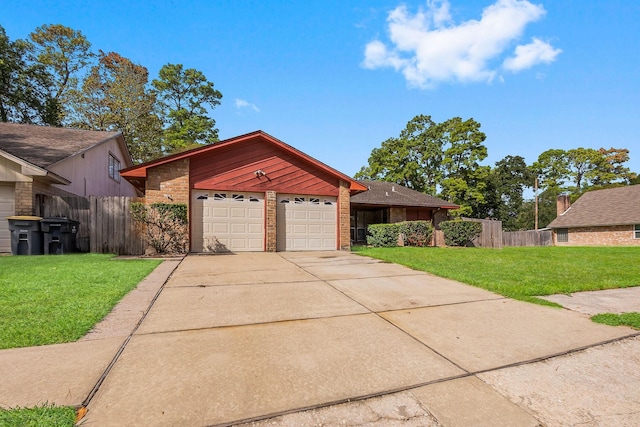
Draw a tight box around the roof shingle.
[548,185,640,228]
[0,123,120,168]
[351,180,458,208]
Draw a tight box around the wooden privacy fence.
[36,195,146,255]
[502,229,553,247]
[462,217,503,248]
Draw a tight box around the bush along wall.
[366,221,434,247]
[399,221,433,247]
[130,202,189,254]
[440,220,482,247]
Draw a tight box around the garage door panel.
[248,208,262,219]
[308,224,322,234]
[0,184,15,253]
[277,194,337,251]
[213,208,229,218]
[248,223,262,234]
[293,210,308,220]
[192,191,264,252]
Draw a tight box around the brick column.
[145,159,190,205]
[14,182,34,215]
[265,191,277,252]
[338,180,351,251]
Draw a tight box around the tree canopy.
[152,63,222,153]
[1,24,223,163]
[357,114,637,229]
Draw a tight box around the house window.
[108,153,121,182]
[310,198,320,205]
[294,197,305,204]
[635,224,640,239]
[557,228,568,243]
[232,194,244,202]
[213,193,227,201]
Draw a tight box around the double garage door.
[0,184,15,253]
[191,190,337,252]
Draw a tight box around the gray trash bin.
[7,216,43,255]
[41,218,80,255]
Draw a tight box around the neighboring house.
[350,180,459,243]
[121,130,367,252]
[0,123,137,252]
[548,185,640,246]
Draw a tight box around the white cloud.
[362,0,560,88]
[503,37,562,71]
[235,99,260,112]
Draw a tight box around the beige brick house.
[0,123,137,252]
[548,185,640,246]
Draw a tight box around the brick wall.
[265,191,277,252]
[14,180,76,215]
[555,225,640,246]
[145,159,190,205]
[338,180,351,250]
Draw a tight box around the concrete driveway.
[1,252,638,426]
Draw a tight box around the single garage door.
[0,184,15,253]
[191,190,264,252]
[277,194,337,251]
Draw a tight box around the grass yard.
[0,254,161,350]
[352,246,640,306]
[0,404,76,427]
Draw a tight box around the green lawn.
[0,404,76,427]
[0,254,161,350]
[352,246,640,306]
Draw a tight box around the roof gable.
[351,180,459,209]
[121,130,367,193]
[548,185,640,228]
[0,123,128,169]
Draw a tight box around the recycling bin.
[41,218,80,255]
[7,216,43,255]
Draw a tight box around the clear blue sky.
[3,0,639,179]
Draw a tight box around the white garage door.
[0,184,15,253]
[191,191,264,252]
[277,194,337,251]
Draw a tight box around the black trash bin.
[41,218,80,255]
[7,216,43,255]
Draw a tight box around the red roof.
[120,130,367,193]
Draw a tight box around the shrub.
[130,202,189,254]
[440,220,482,247]
[367,223,402,247]
[398,220,433,247]
[367,221,434,247]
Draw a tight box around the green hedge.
[440,220,482,246]
[399,221,433,247]
[367,223,401,247]
[366,221,433,247]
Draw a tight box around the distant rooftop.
[0,123,121,168]
[351,180,458,209]
[548,185,640,228]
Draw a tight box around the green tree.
[594,147,637,187]
[532,149,570,192]
[70,51,163,163]
[0,25,54,124]
[438,117,488,215]
[534,147,636,195]
[152,63,222,153]
[480,155,533,230]
[29,24,94,125]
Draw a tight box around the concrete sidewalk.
[1,252,638,426]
